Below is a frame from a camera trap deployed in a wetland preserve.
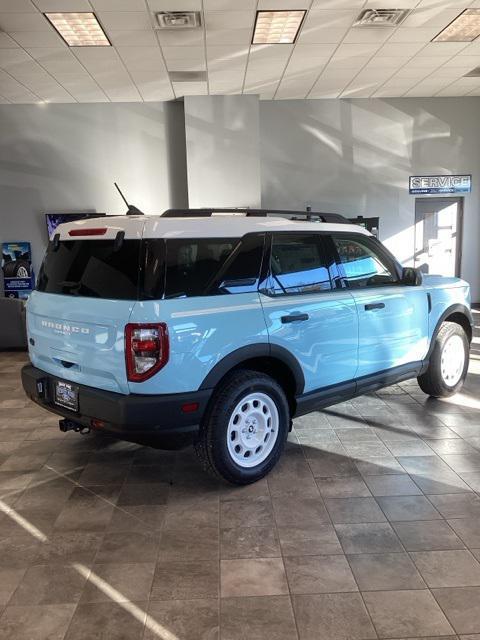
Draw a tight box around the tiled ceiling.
[0,0,479,103]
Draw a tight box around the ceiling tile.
[0,0,36,11]
[208,67,245,82]
[27,47,88,76]
[389,27,440,42]
[206,44,249,62]
[298,9,355,44]
[10,30,65,47]
[443,55,480,68]
[206,28,252,45]
[165,58,206,71]
[244,79,278,99]
[162,45,204,60]
[59,75,108,101]
[147,0,201,10]
[365,55,411,68]
[209,82,243,94]
[408,55,451,67]
[290,43,337,59]
[276,72,319,99]
[310,0,364,8]
[129,69,173,100]
[0,47,31,67]
[0,32,19,47]
[0,12,50,31]
[457,40,480,55]
[172,80,207,96]
[32,0,91,10]
[343,27,395,44]
[97,11,151,31]
[204,0,256,9]
[420,42,470,56]
[342,81,381,97]
[377,42,425,57]
[257,0,309,7]
[204,11,254,30]
[436,76,480,96]
[108,30,158,47]
[394,66,430,78]
[157,28,204,46]
[116,46,166,71]
[91,0,146,10]
[249,44,293,62]
[286,56,326,73]
[372,87,407,97]
[402,7,462,28]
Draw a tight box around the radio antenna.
[114,182,144,215]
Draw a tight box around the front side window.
[269,234,332,295]
[332,235,398,288]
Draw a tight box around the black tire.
[3,260,30,278]
[194,369,290,485]
[417,321,469,398]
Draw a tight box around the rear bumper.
[21,364,211,439]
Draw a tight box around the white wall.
[0,101,186,277]
[184,95,261,208]
[260,97,480,302]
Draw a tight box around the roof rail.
[162,208,350,224]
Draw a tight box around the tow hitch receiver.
[59,419,90,435]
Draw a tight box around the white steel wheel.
[227,392,279,468]
[441,334,466,387]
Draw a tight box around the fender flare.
[426,303,473,361]
[198,343,305,394]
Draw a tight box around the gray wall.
[260,97,480,302]
[0,101,186,278]
[184,95,261,208]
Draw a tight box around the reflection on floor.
[0,310,479,640]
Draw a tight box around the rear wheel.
[194,369,289,484]
[417,321,469,398]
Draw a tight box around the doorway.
[414,197,463,277]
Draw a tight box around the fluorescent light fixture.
[433,9,480,42]
[252,10,306,45]
[45,12,110,47]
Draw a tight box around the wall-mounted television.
[45,213,106,238]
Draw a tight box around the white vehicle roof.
[54,214,372,241]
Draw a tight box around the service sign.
[409,175,471,195]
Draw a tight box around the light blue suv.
[22,208,472,484]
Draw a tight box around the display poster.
[1,242,34,299]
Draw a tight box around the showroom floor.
[0,313,479,640]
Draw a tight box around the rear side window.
[269,233,332,295]
[37,240,140,300]
[143,234,265,299]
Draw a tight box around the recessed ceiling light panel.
[45,12,110,47]
[354,8,409,27]
[156,11,201,29]
[252,10,306,45]
[433,9,480,42]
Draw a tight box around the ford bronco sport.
[21,209,472,484]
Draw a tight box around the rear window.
[37,239,140,300]
[37,234,264,300]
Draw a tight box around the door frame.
[414,196,464,278]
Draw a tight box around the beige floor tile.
[80,562,155,603]
[284,554,357,594]
[292,592,376,640]
[277,523,343,556]
[151,560,218,600]
[144,599,219,640]
[432,586,480,635]
[221,595,298,640]
[0,603,75,640]
[221,558,288,597]
[363,589,454,638]
[348,552,426,591]
[393,520,465,551]
[220,525,280,559]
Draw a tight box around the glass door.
[414,197,463,277]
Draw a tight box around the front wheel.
[194,369,290,484]
[418,321,469,398]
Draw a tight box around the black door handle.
[365,302,385,311]
[281,313,309,324]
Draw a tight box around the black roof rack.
[162,208,350,224]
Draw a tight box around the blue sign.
[409,175,471,195]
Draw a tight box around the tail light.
[125,323,169,382]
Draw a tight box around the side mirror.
[401,266,422,286]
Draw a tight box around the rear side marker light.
[68,228,107,236]
[91,419,105,429]
[125,323,169,382]
[182,402,199,413]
